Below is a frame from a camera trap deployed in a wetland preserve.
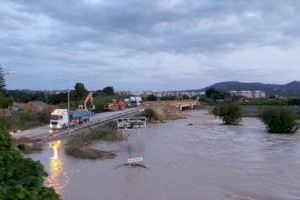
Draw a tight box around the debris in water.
[114,163,148,169]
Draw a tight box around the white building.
[230,90,266,99]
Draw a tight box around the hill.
[196,81,300,96]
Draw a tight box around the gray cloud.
[1,0,300,90]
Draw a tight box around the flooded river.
[29,109,300,200]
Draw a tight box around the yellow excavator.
[79,92,95,111]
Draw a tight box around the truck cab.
[49,109,69,129]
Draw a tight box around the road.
[11,108,141,141]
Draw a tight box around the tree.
[261,107,298,133]
[0,67,6,92]
[74,83,87,100]
[47,92,68,105]
[213,102,242,125]
[0,125,60,199]
[102,86,114,95]
[205,88,229,101]
[146,94,157,101]
[0,92,13,108]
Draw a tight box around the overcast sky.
[1,0,300,91]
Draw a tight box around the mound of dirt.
[142,102,185,121]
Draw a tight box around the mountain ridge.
[192,81,300,96]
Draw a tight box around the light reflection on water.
[46,140,69,194]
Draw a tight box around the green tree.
[0,92,13,108]
[102,86,114,95]
[74,83,87,100]
[213,102,242,125]
[261,107,298,133]
[146,94,157,101]
[0,125,60,200]
[0,67,6,92]
[205,88,229,101]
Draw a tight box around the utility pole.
[67,88,70,130]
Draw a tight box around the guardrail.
[49,108,143,140]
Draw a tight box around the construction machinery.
[104,99,126,111]
[79,92,95,111]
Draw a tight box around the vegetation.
[93,95,117,113]
[0,110,51,131]
[143,108,159,121]
[102,86,114,96]
[198,95,217,105]
[0,67,6,92]
[65,122,121,159]
[205,88,230,101]
[0,92,13,108]
[74,82,88,100]
[146,94,157,101]
[261,107,298,133]
[213,103,242,125]
[17,143,43,154]
[0,125,60,199]
[241,98,290,106]
[8,90,47,103]
[0,67,13,108]
[288,98,300,106]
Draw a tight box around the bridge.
[166,100,200,110]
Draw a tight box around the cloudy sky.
[1,0,300,91]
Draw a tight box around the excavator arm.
[80,92,95,111]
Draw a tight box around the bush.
[213,103,242,125]
[17,143,43,154]
[0,110,50,131]
[261,107,298,133]
[144,108,158,121]
[0,92,13,108]
[0,125,60,199]
[65,123,120,159]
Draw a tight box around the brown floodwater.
[29,109,300,200]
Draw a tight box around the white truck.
[49,109,92,129]
[124,96,142,107]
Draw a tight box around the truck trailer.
[49,109,91,129]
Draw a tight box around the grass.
[17,142,43,154]
[64,122,122,159]
[0,110,51,131]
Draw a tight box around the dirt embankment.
[142,101,185,121]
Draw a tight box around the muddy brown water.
[29,109,300,200]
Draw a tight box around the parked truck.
[124,96,142,107]
[49,109,91,129]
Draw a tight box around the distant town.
[117,90,266,99]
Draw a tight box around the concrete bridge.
[166,100,200,110]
